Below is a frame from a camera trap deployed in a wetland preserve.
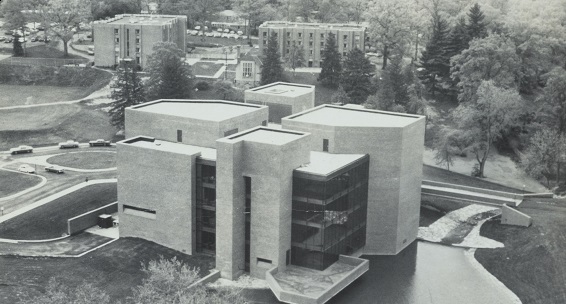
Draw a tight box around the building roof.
[130,100,265,122]
[248,82,314,97]
[121,137,217,160]
[228,127,307,145]
[286,105,423,128]
[295,151,366,176]
[101,14,183,26]
[260,21,366,31]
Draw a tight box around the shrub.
[196,81,210,91]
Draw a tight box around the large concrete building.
[258,21,366,67]
[117,87,425,304]
[93,14,186,68]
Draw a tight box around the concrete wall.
[501,205,532,227]
[117,142,198,254]
[245,86,315,119]
[67,202,118,236]
[125,103,268,148]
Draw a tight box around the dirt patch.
[0,237,215,303]
[47,151,116,170]
[476,198,566,304]
[0,170,42,198]
[0,183,117,240]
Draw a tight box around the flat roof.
[122,137,217,160]
[287,105,422,127]
[104,14,180,25]
[260,21,365,31]
[131,100,264,122]
[229,128,306,145]
[296,151,366,176]
[249,82,314,97]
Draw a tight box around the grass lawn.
[423,164,523,193]
[0,84,86,107]
[0,237,215,303]
[0,170,42,198]
[419,205,445,227]
[0,183,117,240]
[476,198,566,304]
[192,62,224,77]
[0,103,120,151]
[23,45,83,59]
[47,151,116,170]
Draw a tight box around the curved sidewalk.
[0,167,47,203]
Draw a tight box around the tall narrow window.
[323,139,329,152]
[177,130,182,142]
[126,29,130,56]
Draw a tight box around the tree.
[284,42,305,76]
[318,33,342,88]
[521,129,566,188]
[433,127,465,171]
[90,0,142,21]
[365,0,412,69]
[539,67,566,134]
[159,0,223,28]
[451,33,521,103]
[1,0,35,56]
[213,80,244,101]
[330,86,351,104]
[37,0,91,57]
[233,0,269,40]
[344,0,367,24]
[260,32,284,85]
[467,3,487,40]
[12,34,25,57]
[129,257,245,304]
[109,59,145,131]
[340,48,374,103]
[448,17,470,58]
[452,81,523,178]
[19,278,110,304]
[419,14,451,96]
[146,42,194,100]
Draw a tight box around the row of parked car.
[17,164,64,174]
[188,27,247,40]
[9,139,112,155]
[0,35,51,43]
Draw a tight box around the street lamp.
[1,207,4,216]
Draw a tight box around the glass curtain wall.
[196,162,216,255]
[291,157,369,270]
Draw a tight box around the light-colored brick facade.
[258,22,366,67]
[93,14,186,68]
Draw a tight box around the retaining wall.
[67,202,118,235]
[501,204,532,227]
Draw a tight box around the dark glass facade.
[291,156,369,270]
[196,162,216,255]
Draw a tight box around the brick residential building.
[93,14,186,68]
[117,84,425,304]
[258,21,366,67]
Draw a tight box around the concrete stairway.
[421,180,524,207]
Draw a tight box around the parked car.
[0,37,5,41]
[223,28,230,33]
[216,28,223,33]
[10,145,33,155]
[189,30,199,36]
[89,139,111,147]
[205,32,213,37]
[59,140,79,149]
[87,46,94,55]
[18,164,35,174]
[37,37,44,42]
[45,165,64,174]
[237,30,244,35]
[30,36,37,42]
[213,32,221,38]
[221,32,229,38]
[195,25,201,30]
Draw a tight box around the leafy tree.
[340,48,374,103]
[90,0,141,21]
[109,59,145,131]
[36,0,91,57]
[233,0,269,40]
[129,256,245,304]
[284,42,305,76]
[452,81,523,178]
[0,0,27,33]
[159,0,223,28]
[260,32,284,85]
[467,3,487,40]
[419,14,451,96]
[316,0,347,23]
[290,0,318,22]
[12,34,25,57]
[146,42,194,100]
[330,86,351,105]
[19,278,110,304]
[344,0,367,24]
[521,129,566,188]
[365,0,412,69]
[451,33,521,103]
[539,67,566,134]
[318,33,342,88]
[213,80,244,101]
[433,127,465,171]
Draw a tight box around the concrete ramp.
[266,255,369,304]
[422,180,523,207]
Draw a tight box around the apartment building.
[93,14,186,68]
[258,21,366,67]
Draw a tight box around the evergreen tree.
[318,33,342,88]
[260,32,284,85]
[146,42,193,100]
[448,17,470,58]
[330,86,352,105]
[419,15,451,96]
[467,3,487,40]
[12,34,24,57]
[385,55,409,106]
[109,59,145,130]
[340,48,374,103]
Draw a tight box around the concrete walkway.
[0,179,117,224]
[0,167,47,202]
[0,232,117,257]
[16,150,117,173]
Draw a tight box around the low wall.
[501,204,532,227]
[318,256,369,304]
[67,202,118,235]
[422,180,523,200]
[189,269,221,288]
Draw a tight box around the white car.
[221,33,229,38]
[189,30,199,36]
[237,30,244,35]
[89,139,111,147]
[45,165,64,174]
[223,28,230,33]
[205,32,213,37]
[10,145,33,155]
[18,164,35,174]
[195,25,201,30]
[216,28,223,33]
[59,140,79,149]
[213,32,221,38]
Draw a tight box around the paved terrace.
[266,255,369,304]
